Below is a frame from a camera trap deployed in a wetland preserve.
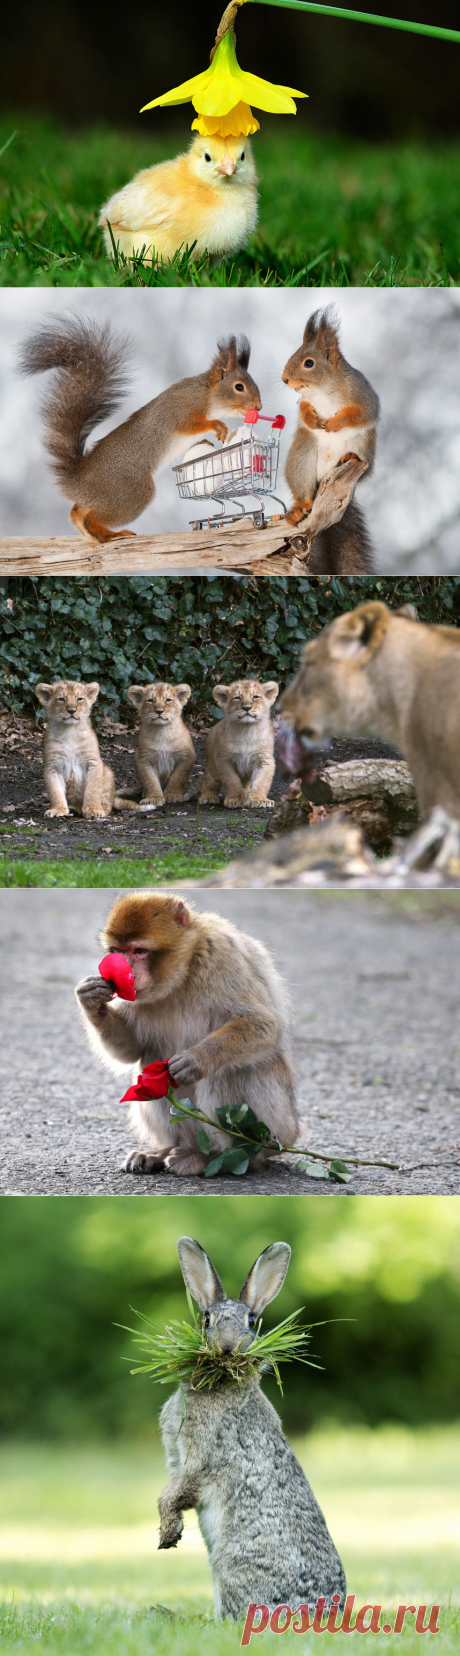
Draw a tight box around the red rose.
[98,952,136,1001]
[120,1060,171,1103]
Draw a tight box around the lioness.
[200,678,279,809]
[280,601,460,821]
[35,680,115,818]
[127,682,195,807]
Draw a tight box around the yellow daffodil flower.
[140,29,307,126]
[192,103,260,138]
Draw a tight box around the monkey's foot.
[395,807,460,875]
[123,1149,170,1174]
[164,1147,208,1177]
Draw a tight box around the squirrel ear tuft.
[303,308,321,347]
[316,305,341,365]
[213,335,238,377]
[236,334,250,371]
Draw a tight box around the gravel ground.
[1,888,459,1197]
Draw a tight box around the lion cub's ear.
[213,685,230,709]
[175,684,192,707]
[261,681,279,705]
[397,604,419,621]
[328,602,390,663]
[35,682,54,705]
[127,686,145,709]
[85,683,100,707]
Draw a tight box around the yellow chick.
[99,133,258,264]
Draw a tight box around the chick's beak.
[216,156,237,176]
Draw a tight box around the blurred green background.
[0,1196,459,1648]
[1,1195,460,1436]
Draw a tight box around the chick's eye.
[303,358,315,368]
[204,151,212,162]
[240,150,245,160]
[234,381,245,392]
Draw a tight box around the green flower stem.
[167,1091,400,1171]
[246,0,460,44]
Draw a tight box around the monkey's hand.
[168,1048,204,1086]
[75,975,114,1015]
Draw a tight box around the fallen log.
[266,759,419,854]
[0,458,371,576]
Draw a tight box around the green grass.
[1,117,459,286]
[0,845,233,885]
[0,1430,458,1651]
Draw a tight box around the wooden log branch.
[0,460,369,576]
[284,457,369,564]
[266,759,419,855]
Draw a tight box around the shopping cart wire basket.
[173,409,287,530]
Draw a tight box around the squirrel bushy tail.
[310,500,374,574]
[17,316,131,491]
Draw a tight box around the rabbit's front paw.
[158,1513,184,1549]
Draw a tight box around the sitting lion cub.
[200,678,279,809]
[127,682,195,807]
[35,680,115,818]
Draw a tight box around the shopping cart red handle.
[244,409,286,429]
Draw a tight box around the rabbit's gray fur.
[158,1237,346,1621]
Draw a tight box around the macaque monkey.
[75,892,298,1176]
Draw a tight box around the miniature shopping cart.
[173,409,287,530]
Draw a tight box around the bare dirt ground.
[1,888,459,1197]
[0,708,401,868]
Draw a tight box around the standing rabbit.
[158,1237,346,1619]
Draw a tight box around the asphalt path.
[1,889,459,1196]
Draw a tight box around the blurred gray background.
[1,288,460,573]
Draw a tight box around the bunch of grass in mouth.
[120,1293,323,1395]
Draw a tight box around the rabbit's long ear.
[239,1242,291,1314]
[177,1237,224,1310]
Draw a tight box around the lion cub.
[35,680,115,818]
[200,678,279,809]
[127,682,195,808]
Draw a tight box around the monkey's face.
[102,894,193,999]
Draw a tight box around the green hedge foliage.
[1,577,459,717]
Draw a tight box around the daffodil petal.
[192,104,260,137]
[141,70,212,113]
[141,29,307,118]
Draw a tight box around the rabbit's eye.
[248,1312,256,1329]
[203,1312,210,1327]
[303,358,315,368]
